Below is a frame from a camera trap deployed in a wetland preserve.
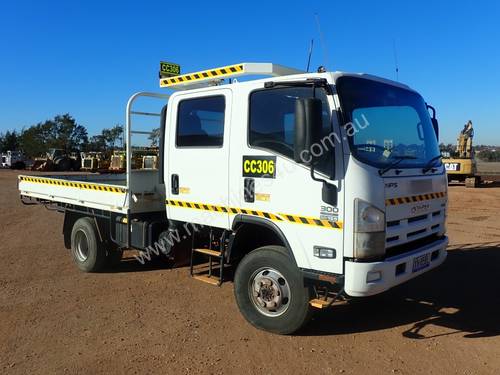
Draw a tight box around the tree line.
[477,149,500,162]
[439,143,500,161]
[0,114,124,157]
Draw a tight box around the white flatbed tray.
[19,174,129,213]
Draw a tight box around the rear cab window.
[176,96,225,147]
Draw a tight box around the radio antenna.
[393,39,399,81]
[306,39,314,72]
[315,13,330,70]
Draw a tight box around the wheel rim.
[74,229,90,262]
[249,267,291,317]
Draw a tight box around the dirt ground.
[1,170,500,375]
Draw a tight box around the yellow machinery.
[442,120,481,188]
[141,155,158,169]
[81,152,110,172]
[109,150,126,171]
[108,148,159,171]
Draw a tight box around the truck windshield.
[336,76,440,169]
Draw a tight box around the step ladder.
[190,229,229,286]
[309,279,346,309]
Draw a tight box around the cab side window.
[249,87,333,175]
[176,96,225,147]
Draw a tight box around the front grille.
[385,209,443,249]
[385,234,442,259]
[408,228,427,238]
[408,214,427,223]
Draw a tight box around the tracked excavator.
[442,120,480,188]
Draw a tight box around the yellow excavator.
[442,120,481,188]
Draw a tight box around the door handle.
[171,174,179,195]
[244,178,255,203]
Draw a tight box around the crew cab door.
[228,85,344,274]
[166,89,231,229]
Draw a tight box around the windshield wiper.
[378,155,418,176]
[422,155,442,174]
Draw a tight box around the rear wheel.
[70,217,107,272]
[234,245,312,334]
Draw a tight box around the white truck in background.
[19,62,448,334]
[2,150,25,169]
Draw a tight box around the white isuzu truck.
[19,63,448,334]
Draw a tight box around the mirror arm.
[426,104,436,119]
[309,161,324,183]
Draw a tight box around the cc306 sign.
[242,156,276,178]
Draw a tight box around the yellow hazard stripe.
[166,200,342,230]
[160,63,244,87]
[278,213,343,230]
[385,191,447,206]
[19,176,126,194]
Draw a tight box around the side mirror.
[294,98,323,165]
[322,182,338,206]
[427,104,439,141]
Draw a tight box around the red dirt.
[1,170,500,374]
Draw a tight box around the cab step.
[192,274,220,286]
[309,286,346,309]
[190,229,230,287]
[309,298,332,309]
[193,248,222,257]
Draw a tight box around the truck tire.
[70,217,107,272]
[234,245,312,334]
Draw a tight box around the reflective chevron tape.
[385,191,447,206]
[166,199,342,230]
[19,176,126,194]
[278,213,343,229]
[160,64,244,87]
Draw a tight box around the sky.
[0,0,499,145]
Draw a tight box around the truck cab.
[19,63,448,334]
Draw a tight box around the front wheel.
[234,245,312,334]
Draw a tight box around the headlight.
[354,199,385,260]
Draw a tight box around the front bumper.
[344,236,448,297]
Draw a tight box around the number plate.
[412,253,430,273]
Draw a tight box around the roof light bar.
[159,62,304,90]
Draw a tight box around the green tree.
[86,124,123,152]
[87,134,107,152]
[148,128,161,147]
[51,114,88,151]
[102,124,123,150]
[20,114,88,157]
[0,130,20,152]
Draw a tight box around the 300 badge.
[242,156,276,178]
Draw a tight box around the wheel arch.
[63,210,108,249]
[63,211,80,249]
[228,215,297,266]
